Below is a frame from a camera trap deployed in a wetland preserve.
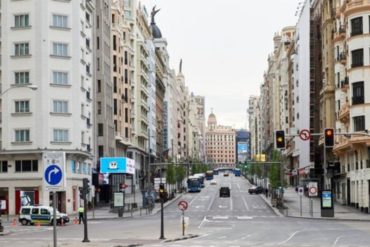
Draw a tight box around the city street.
[1,173,370,246]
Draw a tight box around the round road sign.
[178,200,188,211]
[309,186,317,196]
[299,129,311,141]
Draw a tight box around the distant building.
[205,112,236,167]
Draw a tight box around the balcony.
[334,26,346,42]
[338,102,350,123]
[340,77,349,92]
[352,96,364,105]
[339,52,346,64]
[346,0,370,12]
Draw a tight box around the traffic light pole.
[82,192,90,242]
[159,197,165,239]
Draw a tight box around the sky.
[143,0,300,129]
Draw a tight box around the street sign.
[299,129,311,141]
[298,186,304,196]
[308,182,318,197]
[178,200,188,211]
[43,152,66,190]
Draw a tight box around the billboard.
[100,157,136,174]
[237,142,248,163]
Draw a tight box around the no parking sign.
[308,182,318,197]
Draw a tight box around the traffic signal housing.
[159,183,165,199]
[275,130,285,149]
[80,178,90,200]
[324,128,334,147]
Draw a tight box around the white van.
[19,205,69,226]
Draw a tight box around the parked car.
[248,186,263,194]
[210,180,217,185]
[19,205,69,226]
[219,186,231,197]
[223,172,229,177]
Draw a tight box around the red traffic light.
[324,128,334,147]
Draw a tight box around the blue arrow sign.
[44,165,62,186]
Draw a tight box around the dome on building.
[151,24,162,39]
[207,112,217,126]
[150,6,162,39]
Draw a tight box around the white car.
[210,180,217,185]
[19,205,69,226]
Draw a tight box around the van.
[19,205,69,226]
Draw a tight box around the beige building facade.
[206,112,236,167]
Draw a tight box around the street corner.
[163,233,200,243]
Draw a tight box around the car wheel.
[21,219,28,226]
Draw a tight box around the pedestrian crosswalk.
[206,215,278,221]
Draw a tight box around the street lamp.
[1,84,38,96]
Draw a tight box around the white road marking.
[236,216,253,220]
[207,194,216,211]
[332,235,343,247]
[237,183,241,192]
[213,216,229,219]
[195,205,205,209]
[277,230,301,245]
[218,235,227,239]
[242,196,249,211]
[230,195,233,210]
[218,205,227,208]
[198,216,208,228]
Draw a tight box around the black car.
[219,186,230,197]
[248,186,263,194]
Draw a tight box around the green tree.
[269,150,282,189]
[166,164,176,185]
[175,165,186,190]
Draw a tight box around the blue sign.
[322,190,333,208]
[100,157,127,173]
[44,165,63,186]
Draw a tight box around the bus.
[205,170,214,180]
[187,176,201,192]
[194,173,205,188]
[234,168,241,176]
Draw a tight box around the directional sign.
[43,152,66,190]
[178,200,188,211]
[299,129,311,141]
[45,165,62,185]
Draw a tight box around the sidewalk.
[268,187,370,221]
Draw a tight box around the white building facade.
[0,0,94,214]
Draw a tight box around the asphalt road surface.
[1,172,370,246]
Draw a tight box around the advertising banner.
[100,157,135,175]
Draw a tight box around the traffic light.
[324,128,334,147]
[159,183,165,199]
[80,178,90,200]
[275,130,285,149]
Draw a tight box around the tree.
[269,150,282,189]
[175,165,186,190]
[166,164,176,195]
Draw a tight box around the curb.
[163,234,199,243]
[285,215,370,222]
[259,195,284,217]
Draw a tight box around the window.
[97,37,100,49]
[353,116,365,131]
[98,124,103,136]
[352,81,364,105]
[351,49,363,67]
[52,43,68,57]
[0,161,8,173]
[31,208,39,214]
[53,129,69,142]
[113,77,117,93]
[97,101,102,115]
[52,71,68,85]
[15,71,30,85]
[15,100,30,113]
[14,43,30,56]
[97,80,101,92]
[40,208,50,215]
[14,14,29,28]
[15,129,30,142]
[351,17,363,36]
[53,100,68,113]
[52,14,68,28]
[113,35,117,51]
[15,160,38,172]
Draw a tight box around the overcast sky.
[143,0,300,129]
